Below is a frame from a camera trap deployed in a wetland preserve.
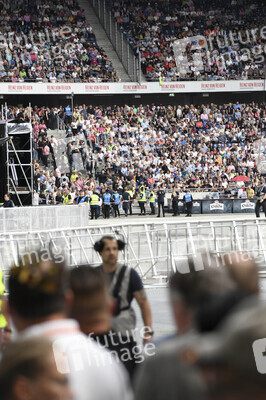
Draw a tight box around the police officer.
[148,190,156,215]
[62,189,73,205]
[126,187,134,215]
[112,189,120,218]
[183,188,193,217]
[89,191,100,220]
[122,189,131,217]
[157,185,165,217]
[103,189,111,219]
[75,190,88,205]
[138,185,146,215]
[255,180,266,218]
[94,236,153,375]
[172,188,180,216]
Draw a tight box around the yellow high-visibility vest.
[90,194,99,206]
[138,191,146,202]
[149,192,155,203]
[63,194,73,205]
[0,268,7,328]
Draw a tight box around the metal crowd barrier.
[1,219,266,279]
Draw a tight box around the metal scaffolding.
[5,103,33,206]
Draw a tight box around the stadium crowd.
[3,100,265,203]
[111,0,265,81]
[0,0,118,82]
[12,100,261,210]
[3,101,266,211]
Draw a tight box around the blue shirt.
[65,106,71,116]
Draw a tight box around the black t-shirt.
[3,200,14,208]
[98,266,143,305]
[122,192,131,201]
[157,190,165,203]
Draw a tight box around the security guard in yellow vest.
[126,187,134,215]
[138,186,146,215]
[0,267,11,347]
[63,190,73,205]
[149,190,156,215]
[89,192,100,220]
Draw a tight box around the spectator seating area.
[0,0,118,82]
[6,101,263,204]
[110,0,265,81]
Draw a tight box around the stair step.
[78,0,132,82]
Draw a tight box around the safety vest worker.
[0,268,7,329]
[113,193,120,205]
[138,190,146,202]
[63,193,73,205]
[90,194,100,206]
[184,193,192,203]
[103,193,111,205]
[76,195,87,204]
[149,192,155,203]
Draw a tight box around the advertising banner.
[233,199,256,213]
[0,80,264,95]
[202,199,232,214]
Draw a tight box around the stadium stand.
[0,0,118,82]
[6,101,264,205]
[110,0,265,81]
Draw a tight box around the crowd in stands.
[4,101,266,207]
[111,0,265,81]
[28,100,266,207]
[0,0,118,82]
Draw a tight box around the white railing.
[1,218,266,278]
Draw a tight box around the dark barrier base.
[168,199,257,214]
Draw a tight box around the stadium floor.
[134,283,266,342]
[88,213,262,226]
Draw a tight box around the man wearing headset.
[95,236,153,347]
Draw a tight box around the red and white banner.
[1,80,264,95]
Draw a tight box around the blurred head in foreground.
[169,252,259,334]
[193,303,266,400]
[70,265,111,335]
[8,248,72,332]
[0,337,73,400]
[223,252,259,294]
[169,254,236,334]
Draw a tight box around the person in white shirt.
[8,249,133,400]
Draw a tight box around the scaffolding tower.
[5,103,33,206]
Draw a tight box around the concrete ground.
[87,212,264,227]
[133,282,266,342]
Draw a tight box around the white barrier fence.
[0,205,89,233]
[1,218,266,279]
